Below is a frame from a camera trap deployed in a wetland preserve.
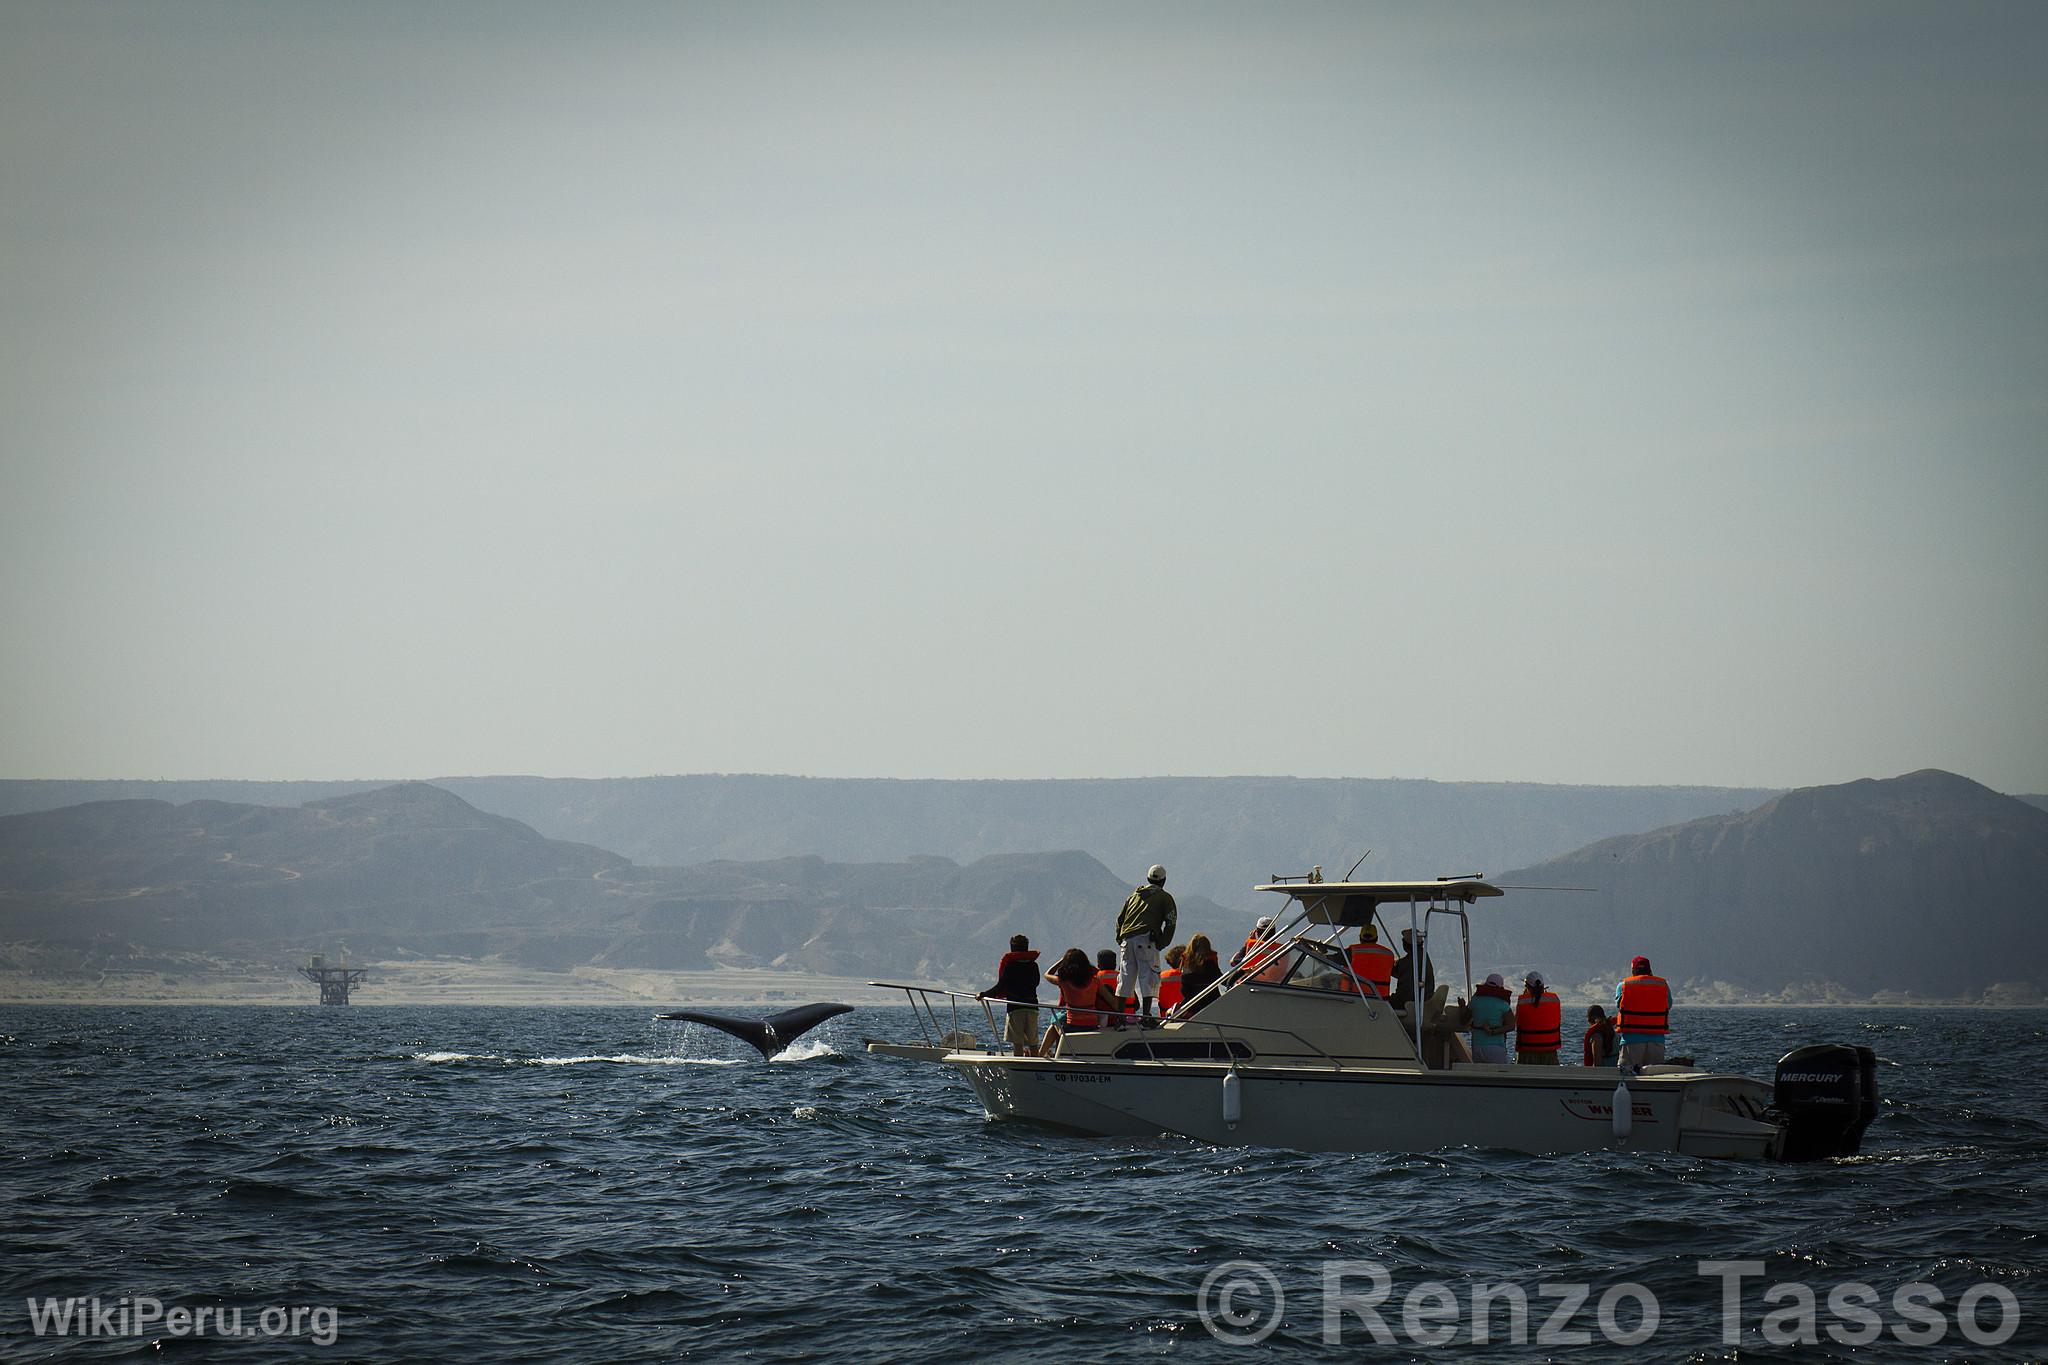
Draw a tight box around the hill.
[0,775,1784,912]
[592,849,1231,982]
[0,785,1233,984]
[0,783,627,963]
[1470,770,2048,1000]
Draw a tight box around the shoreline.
[0,957,2037,1010]
[0,959,914,1008]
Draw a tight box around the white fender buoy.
[1222,1069,1242,1129]
[1612,1078,1632,1141]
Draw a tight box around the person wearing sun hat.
[1468,972,1515,1063]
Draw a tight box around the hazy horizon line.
[2,766,2033,795]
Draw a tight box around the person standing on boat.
[1514,972,1562,1064]
[1115,864,1177,1025]
[977,934,1041,1057]
[1614,955,1672,1072]
[1468,972,1514,1063]
[1390,928,1437,1013]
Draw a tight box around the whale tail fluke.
[655,1002,854,1059]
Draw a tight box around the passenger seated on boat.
[1342,926,1396,997]
[1095,949,1133,1026]
[1158,945,1186,1014]
[1175,935,1223,1015]
[1040,949,1116,1053]
[1232,917,1281,971]
[1390,930,1436,1012]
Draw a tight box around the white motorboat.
[871,876,1878,1161]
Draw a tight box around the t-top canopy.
[1254,879,1503,926]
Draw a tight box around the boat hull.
[948,1056,1780,1160]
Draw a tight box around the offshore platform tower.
[298,953,367,1006]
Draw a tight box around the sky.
[1,1,2043,791]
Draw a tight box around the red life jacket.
[1583,1019,1615,1066]
[1158,968,1183,1013]
[1345,942,1395,995]
[1057,977,1100,1029]
[1515,990,1561,1051]
[1617,974,1671,1034]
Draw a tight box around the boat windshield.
[1252,940,1357,994]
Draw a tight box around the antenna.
[1343,848,1373,880]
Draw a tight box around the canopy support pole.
[1409,893,1425,1069]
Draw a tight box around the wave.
[531,1053,743,1067]
[409,1050,741,1067]
[20,1004,2045,1363]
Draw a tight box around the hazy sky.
[2,2,2043,790]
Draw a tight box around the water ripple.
[1,1004,2042,1360]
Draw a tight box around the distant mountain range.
[1472,770,2048,1000]
[0,784,1234,982]
[3,770,2042,1000]
[0,775,1791,912]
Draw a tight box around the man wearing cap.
[1514,971,1562,1065]
[1614,955,1673,1072]
[1116,864,1177,1025]
[1232,915,1276,969]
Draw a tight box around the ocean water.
[2,1004,2042,1361]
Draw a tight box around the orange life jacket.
[1515,990,1561,1051]
[1250,941,1294,983]
[1345,942,1395,995]
[1058,977,1101,1029]
[1094,967,1134,1013]
[1617,974,1671,1035]
[1241,933,1284,975]
[1158,968,1183,1013]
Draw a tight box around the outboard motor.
[1773,1044,1880,1161]
[1855,1044,1879,1146]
